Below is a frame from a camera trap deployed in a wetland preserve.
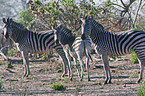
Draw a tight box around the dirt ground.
[0,54,144,96]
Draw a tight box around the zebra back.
[83,15,145,56]
[3,18,63,53]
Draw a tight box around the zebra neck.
[11,28,28,43]
[69,44,74,52]
[90,30,108,44]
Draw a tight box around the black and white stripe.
[82,15,145,84]
[3,18,70,78]
[54,25,92,81]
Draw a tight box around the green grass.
[40,53,48,60]
[50,83,66,91]
[8,48,21,57]
[130,51,138,64]
[137,82,145,96]
[0,81,3,89]
[5,63,13,68]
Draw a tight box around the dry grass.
[0,54,143,95]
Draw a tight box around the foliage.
[0,81,3,89]
[137,82,145,96]
[130,51,138,64]
[18,0,121,35]
[5,63,13,69]
[18,9,34,30]
[50,83,66,91]
[40,53,48,60]
[8,48,21,57]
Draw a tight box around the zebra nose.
[4,33,9,39]
[81,34,86,40]
[55,39,59,45]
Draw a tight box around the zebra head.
[81,15,93,40]
[3,18,13,39]
[54,25,75,46]
[53,25,63,45]
[81,15,104,40]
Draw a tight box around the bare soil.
[0,54,143,96]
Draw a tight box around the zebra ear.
[53,20,58,30]
[53,25,57,30]
[80,18,85,24]
[7,17,10,23]
[3,18,6,23]
[56,39,59,45]
[10,18,13,23]
[85,15,89,20]
[91,15,94,19]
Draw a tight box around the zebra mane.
[11,20,28,31]
[92,20,104,31]
[57,25,72,34]
[56,25,76,46]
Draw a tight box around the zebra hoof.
[70,77,73,81]
[79,78,83,81]
[23,72,30,78]
[103,80,108,85]
[88,78,91,81]
[137,78,142,83]
[61,73,65,77]
[108,80,112,84]
[23,74,26,78]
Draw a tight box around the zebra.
[2,17,71,78]
[53,24,92,81]
[81,15,145,84]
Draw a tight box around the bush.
[40,53,48,60]
[0,81,3,89]
[50,83,66,91]
[137,82,145,96]
[8,48,21,57]
[130,51,138,64]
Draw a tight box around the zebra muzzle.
[4,33,9,39]
[55,39,59,45]
[81,34,86,40]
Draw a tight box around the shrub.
[50,83,66,91]
[0,81,3,89]
[137,82,145,96]
[8,48,21,57]
[130,51,138,64]
[40,53,48,60]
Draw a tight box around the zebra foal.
[3,17,71,78]
[53,25,92,81]
[82,15,145,84]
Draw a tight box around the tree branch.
[133,0,142,25]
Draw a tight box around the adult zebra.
[3,17,71,78]
[53,25,92,81]
[81,15,145,84]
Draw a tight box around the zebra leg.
[78,55,84,81]
[101,54,112,84]
[0,50,9,61]
[66,51,73,80]
[73,57,81,78]
[55,48,72,79]
[135,51,144,83]
[86,55,90,81]
[137,62,144,83]
[21,51,30,77]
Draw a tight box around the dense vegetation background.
[0,0,145,56]
[1,0,145,35]
[1,0,145,57]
